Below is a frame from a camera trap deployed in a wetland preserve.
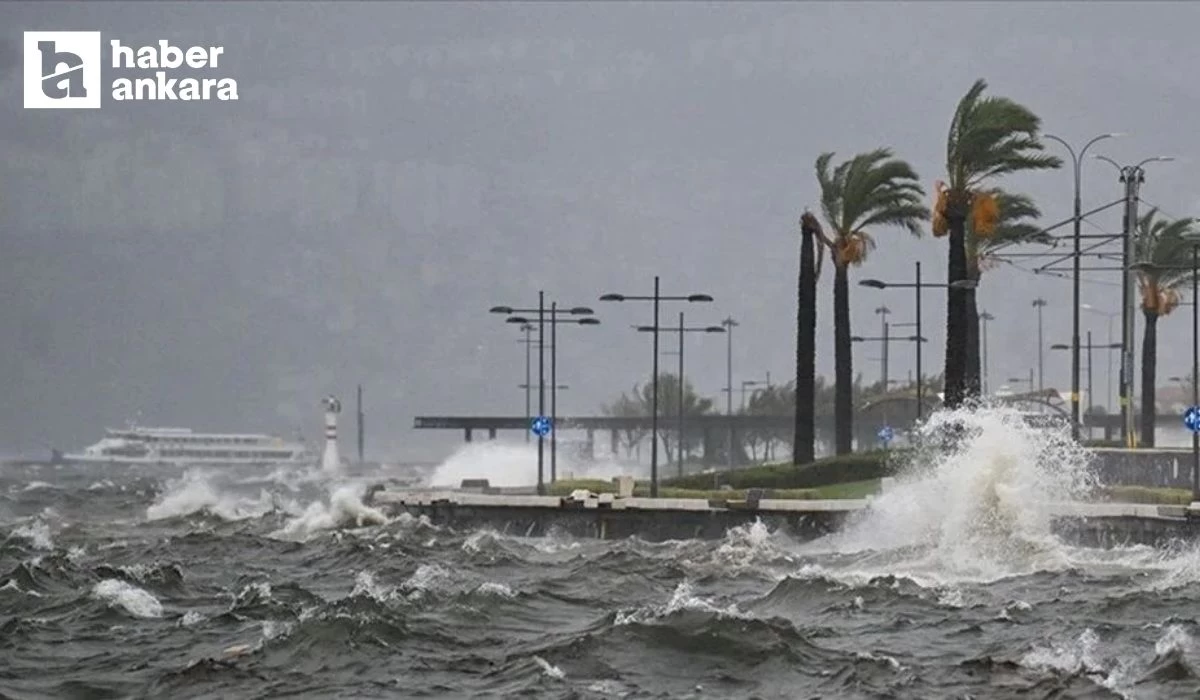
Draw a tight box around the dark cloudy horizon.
[3,1,1199,461]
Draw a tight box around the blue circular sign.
[1184,406,1200,434]
[878,426,895,443]
[531,415,552,437]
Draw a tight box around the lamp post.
[504,310,600,484]
[860,265,978,420]
[1031,298,1048,394]
[720,316,739,470]
[1082,303,1120,413]
[516,323,535,443]
[875,306,892,387]
[1094,153,1175,447]
[1052,337,1122,437]
[1192,243,1198,504]
[741,378,769,410]
[492,301,597,492]
[638,313,725,477]
[980,311,995,395]
[1043,132,1120,441]
[600,278,714,496]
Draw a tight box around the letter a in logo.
[23,31,102,109]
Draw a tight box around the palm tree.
[793,211,823,465]
[964,190,1049,388]
[814,149,929,454]
[1133,209,1199,446]
[934,79,1061,408]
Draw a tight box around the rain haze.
[3,1,1199,461]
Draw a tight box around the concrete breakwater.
[368,487,1200,547]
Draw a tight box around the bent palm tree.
[815,149,929,454]
[935,79,1061,408]
[964,191,1049,389]
[793,211,824,465]
[1134,209,1199,447]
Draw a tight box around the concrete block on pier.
[613,476,634,499]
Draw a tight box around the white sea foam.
[11,520,54,550]
[271,483,389,541]
[92,579,164,618]
[146,469,280,521]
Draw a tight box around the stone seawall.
[1089,448,1200,489]
[370,489,1200,548]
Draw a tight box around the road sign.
[1184,406,1200,434]
[878,425,894,444]
[531,415,552,437]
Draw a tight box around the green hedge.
[661,449,903,490]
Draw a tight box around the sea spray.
[271,482,388,541]
[428,440,639,488]
[808,405,1100,582]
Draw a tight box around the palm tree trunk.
[965,290,981,397]
[833,261,853,454]
[793,227,817,465]
[943,209,970,408]
[1140,309,1158,448]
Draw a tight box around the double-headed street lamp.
[859,261,978,420]
[637,312,725,477]
[490,298,597,493]
[600,277,714,497]
[1043,132,1120,439]
[503,306,599,486]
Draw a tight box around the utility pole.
[1120,168,1141,447]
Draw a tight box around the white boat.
[59,425,314,467]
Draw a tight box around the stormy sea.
[4,407,1200,699]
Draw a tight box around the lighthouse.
[321,395,342,474]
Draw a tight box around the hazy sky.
[3,1,1199,460]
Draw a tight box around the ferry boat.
[58,426,314,467]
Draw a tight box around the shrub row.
[662,449,904,490]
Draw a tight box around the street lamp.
[860,263,977,420]
[720,316,739,470]
[1082,303,1120,413]
[516,324,535,443]
[875,306,892,386]
[1031,298,1048,394]
[1052,336,1122,437]
[1093,153,1175,447]
[600,277,714,496]
[506,310,599,484]
[1043,132,1120,440]
[636,313,725,477]
[980,311,995,395]
[493,300,596,493]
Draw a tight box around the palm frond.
[813,148,929,265]
[945,79,1063,193]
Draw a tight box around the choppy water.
[5,408,1200,699]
